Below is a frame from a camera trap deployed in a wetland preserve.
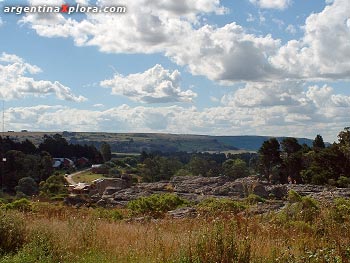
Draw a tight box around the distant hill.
[216,136,315,151]
[2,132,316,153]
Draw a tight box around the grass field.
[72,171,106,184]
[1,196,350,263]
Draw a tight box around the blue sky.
[0,0,349,141]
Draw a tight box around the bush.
[39,174,68,197]
[282,194,319,223]
[4,199,32,212]
[287,190,302,203]
[0,211,27,255]
[108,167,121,178]
[245,194,266,205]
[337,176,350,188]
[197,198,246,215]
[15,177,38,196]
[93,208,123,222]
[127,193,188,217]
[331,198,350,223]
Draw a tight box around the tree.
[15,177,38,196]
[281,137,302,156]
[100,142,112,162]
[258,138,282,181]
[338,127,350,174]
[313,134,326,150]
[39,174,68,197]
[223,158,249,179]
[187,156,221,177]
[301,145,345,185]
[281,138,303,183]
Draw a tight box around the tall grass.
[1,196,350,262]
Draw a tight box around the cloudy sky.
[0,0,349,141]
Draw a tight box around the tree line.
[0,134,102,196]
[258,127,350,186]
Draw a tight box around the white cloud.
[5,83,350,142]
[271,0,350,80]
[249,0,292,10]
[101,64,197,103]
[0,52,86,102]
[286,24,296,34]
[75,0,89,5]
[19,0,350,83]
[0,17,3,27]
[222,81,303,107]
[166,23,281,83]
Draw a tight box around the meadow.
[1,192,350,263]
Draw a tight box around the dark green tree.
[338,127,350,174]
[187,156,221,177]
[281,138,303,183]
[15,177,38,196]
[258,138,282,181]
[313,134,326,150]
[223,158,249,179]
[100,142,112,162]
[39,174,68,197]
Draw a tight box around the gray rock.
[168,207,197,219]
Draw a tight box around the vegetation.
[39,174,68,198]
[127,193,189,217]
[100,142,112,162]
[0,134,102,196]
[0,194,349,262]
[1,128,350,261]
[72,171,106,184]
[258,127,350,186]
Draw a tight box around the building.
[52,158,76,169]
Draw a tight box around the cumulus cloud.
[249,0,292,10]
[271,0,350,80]
[0,52,86,102]
[20,0,281,83]
[19,0,350,83]
[222,81,303,107]
[166,23,281,83]
[5,83,350,141]
[101,64,197,103]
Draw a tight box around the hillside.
[216,135,315,151]
[2,132,315,152]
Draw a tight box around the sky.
[0,0,349,142]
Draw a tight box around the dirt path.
[65,168,91,186]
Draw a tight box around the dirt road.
[65,168,91,185]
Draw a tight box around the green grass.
[72,171,106,184]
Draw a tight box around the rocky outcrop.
[91,175,350,207]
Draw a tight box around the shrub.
[4,198,32,212]
[337,176,350,188]
[245,194,266,205]
[282,194,319,223]
[15,177,38,196]
[93,208,123,222]
[0,211,27,255]
[331,198,350,222]
[197,198,246,215]
[39,174,68,197]
[287,190,302,203]
[127,193,188,217]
